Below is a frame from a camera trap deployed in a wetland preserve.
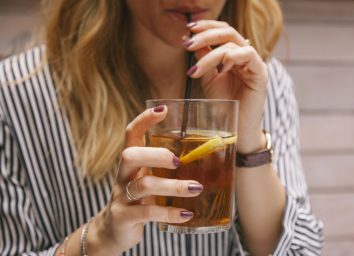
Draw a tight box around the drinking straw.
[181,12,194,137]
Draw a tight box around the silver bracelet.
[80,218,94,256]
[59,236,69,256]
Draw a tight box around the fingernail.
[182,39,193,48]
[187,22,197,28]
[173,156,181,167]
[217,63,224,73]
[186,65,198,76]
[180,211,194,218]
[153,105,165,113]
[188,183,203,193]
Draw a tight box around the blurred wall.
[0,0,39,58]
[1,0,354,255]
[274,0,354,255]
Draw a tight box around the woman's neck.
[129,21,187,99]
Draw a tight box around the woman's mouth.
[165,7,209,23]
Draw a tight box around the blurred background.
[0,0,353,255]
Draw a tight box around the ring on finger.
[244,39,251,46]
[126,180,139,201]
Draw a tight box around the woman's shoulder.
[266,57,294,99]
[267,57,293,86]
[0,45,49,90]
[0,45,57,121]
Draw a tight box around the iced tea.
[149,130,236,233]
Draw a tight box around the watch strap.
[236,148,272,167]
[236,130,273,168]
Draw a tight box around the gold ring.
[245,39,251,46]
[126,180,139,201]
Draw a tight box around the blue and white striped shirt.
[0,46,323,255]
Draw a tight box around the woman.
[0,0,323,255]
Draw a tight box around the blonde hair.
[43,0,283,179]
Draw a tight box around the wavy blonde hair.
[43,0,283,179]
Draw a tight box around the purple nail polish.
[182,39,194,48]
[217,63,224,73]
[186,22,197,28]
[173,156,181,167]
[186,65,198,76]
[180,211,194,218]
[188,183,203,193]
[153,105,165,113]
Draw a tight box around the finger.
[187,20,230,32]
[125,106,168,147]
[187,42,236,77]
[188,44,264,78]
[119,205,194,228]
[126,175,203,202]
[117,147,180,183]
[183,27,246,52]
[183,34,212,61]
[188,20,247,46]
[225,46,265,74]
[194,46,211,61]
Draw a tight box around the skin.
[56,1,286,255]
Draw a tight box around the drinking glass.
[146,99,238,234]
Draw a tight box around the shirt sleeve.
[230,59,324,256]
[268,58,324,255]
[0,112,60,255]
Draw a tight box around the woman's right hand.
[88,105,203,255]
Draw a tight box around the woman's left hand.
[183,20,269,153]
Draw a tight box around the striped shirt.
[0,46,323,255]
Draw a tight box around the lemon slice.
[180,135,237,165]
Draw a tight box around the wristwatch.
[236,130,273,168]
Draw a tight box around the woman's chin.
[160,33,189,49]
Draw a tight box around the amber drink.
[146,100,238,234]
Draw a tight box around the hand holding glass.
[146,99,238,234]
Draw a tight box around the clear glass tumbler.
[146,99,239,234]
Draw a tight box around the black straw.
[181,12,194,138]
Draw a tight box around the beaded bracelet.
[59,237,69,256]
[80,218,94,256]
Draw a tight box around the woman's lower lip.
[166,11,207,23]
